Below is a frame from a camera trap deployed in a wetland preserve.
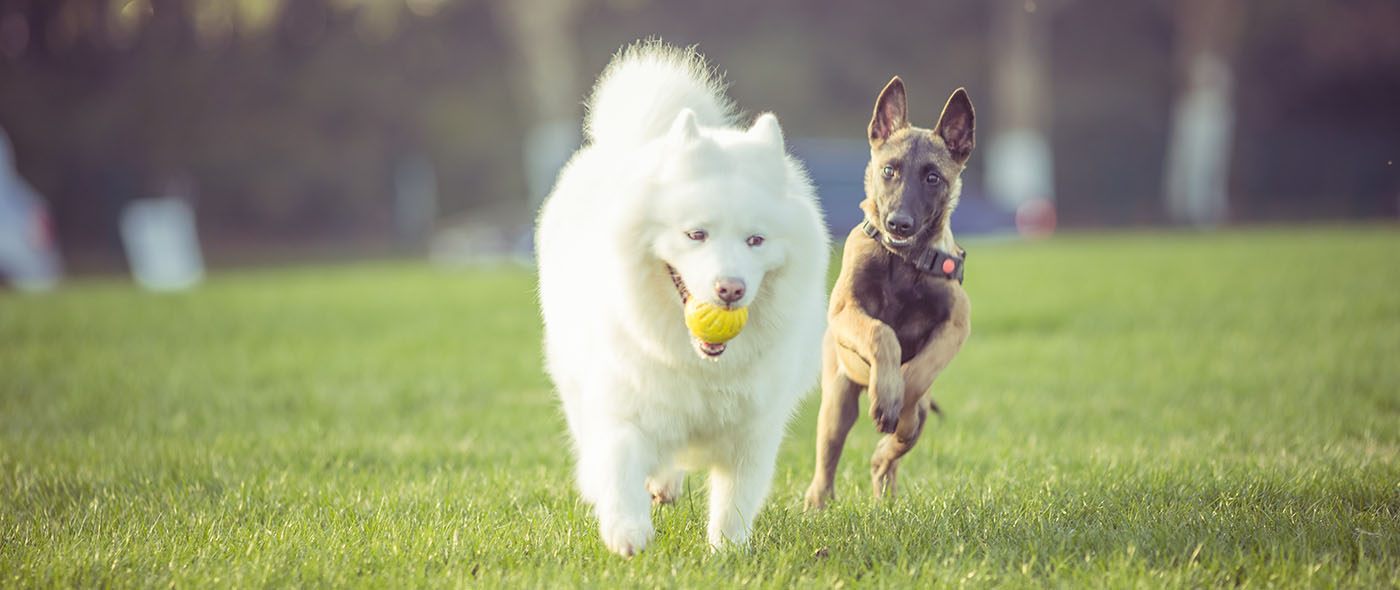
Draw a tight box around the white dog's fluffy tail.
[585,40,734,147]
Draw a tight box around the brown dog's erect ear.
[934,88,975,163]
[869,76,909,146]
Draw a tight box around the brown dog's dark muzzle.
[885,212,915,238]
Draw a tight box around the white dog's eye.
[746,235,765,247]
[881,165,894,179]
[686,229,708,242]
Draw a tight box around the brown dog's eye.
[881,166,894,179]
[925,172,942,185]
[686,229,707,242]
[746,235,765,247]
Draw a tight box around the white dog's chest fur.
[562,330,786,448]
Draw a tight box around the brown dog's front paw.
[869,370,904,433]
[869,396,903,434]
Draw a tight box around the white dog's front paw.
[706,530,749,553]
[706,520,751,552]
[599,514,655,557]
[647,471,684,505]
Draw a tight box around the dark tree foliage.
[0,0,1395,261]
[0,0,518,257]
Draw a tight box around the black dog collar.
[860,219,966,284]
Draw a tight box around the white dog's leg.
[706,430,781,551]
[578,423,657,557]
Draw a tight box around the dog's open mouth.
[694,339,726,357]
[667,265,727,359]
[884,234,914,247]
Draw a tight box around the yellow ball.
[684,299,748,343]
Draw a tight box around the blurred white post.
[1163,0,1240,228]
[986,0,1055,223]
[0,128,62,291]
[493,0,582,214]
[393,153,438,248]
[524,120,580,214]
[120,195,204,291]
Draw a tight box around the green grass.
[2,226,1398,588]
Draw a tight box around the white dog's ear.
[669,108,702,142]
[749,113,784,149]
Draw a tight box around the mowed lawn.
[2,226,1398,588]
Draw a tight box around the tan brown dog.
[804,77,974,509]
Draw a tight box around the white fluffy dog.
[535,41,829,556]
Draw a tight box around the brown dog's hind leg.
[804,334,862,510]
[870,396,931,499]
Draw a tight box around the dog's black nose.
[885,213,915,237]
[715,277,746,303]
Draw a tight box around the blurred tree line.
[0,0,1396,263]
